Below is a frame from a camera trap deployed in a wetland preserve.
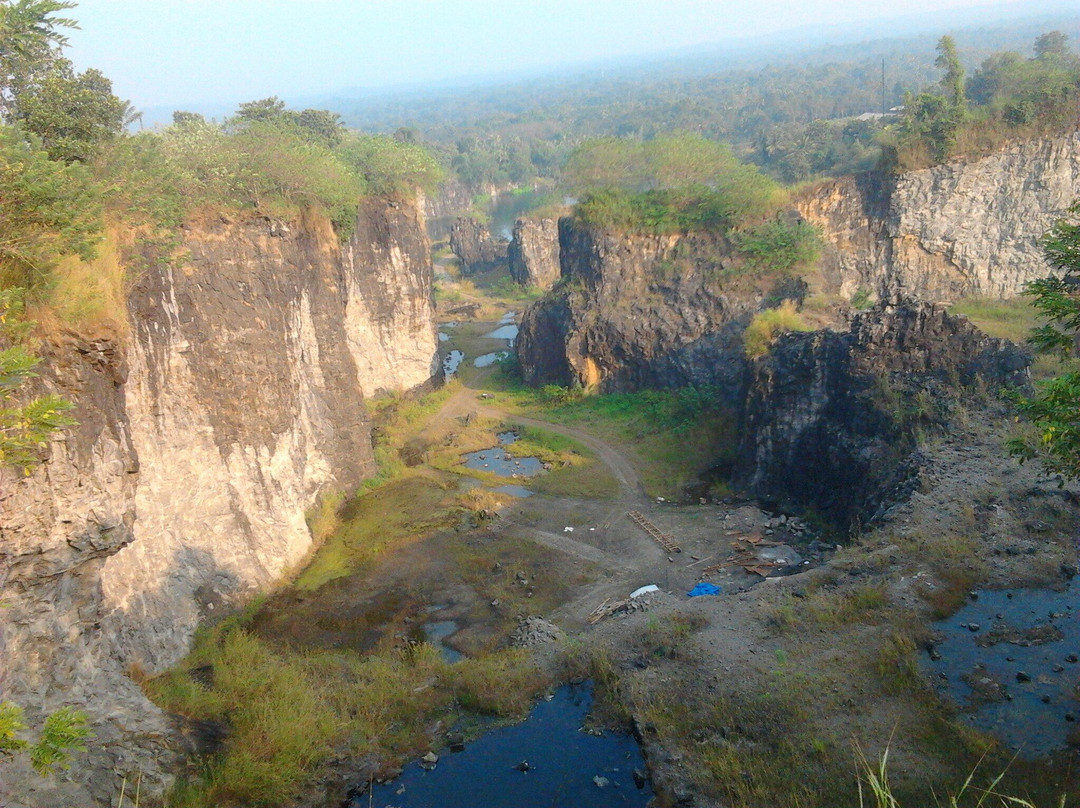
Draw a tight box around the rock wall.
[449,216,508,274]
[517,217,807,398]
[733,302,1030,526]
[508,217,561,290]
[0,199,438,806]
[799,133,1080,302]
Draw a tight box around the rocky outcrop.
[449,216,508,273]
[508,217,561,289]
[732,302,1030,527]
[799,133,1080,302]
[517,218,808,398]
[0,199,438,806]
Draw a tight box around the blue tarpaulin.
[687,582,721,597]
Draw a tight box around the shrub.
[744,301,813,358]
[732,217,822,273]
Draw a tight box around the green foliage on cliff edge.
[1008,200,1080,481]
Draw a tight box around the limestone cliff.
[0,199,438,806]
[508,217,561,290]
[517,217,806,398]
[799,133,1080,302]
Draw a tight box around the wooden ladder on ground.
[627,510,681,554]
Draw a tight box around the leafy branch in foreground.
[1008,201,1080,481]
[0,700,92,776]
[0,288,75,470]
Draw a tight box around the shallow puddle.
[474,351,509,367]
[439,332,450,342]
[494,484,534,498]
[462,438,543,478]
[421,619,463,663]
[483,324,519,342]
[358,682,652,808]
[443,350,465,379]
[925,581,1080,757]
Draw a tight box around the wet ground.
[358,683,652,808]
[926,581,1080,757]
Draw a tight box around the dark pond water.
[462,432,543,478]
[925,582,1080,757]
[358,682,653,808]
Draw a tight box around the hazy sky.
[66,0,1074,111]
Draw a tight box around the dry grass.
[28,228,131,338]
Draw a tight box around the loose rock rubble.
[510,617,565,647]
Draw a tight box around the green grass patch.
[530,459,619,499]
[489,386,737,498]
[295,476,457,592]
[949,296,1039,343]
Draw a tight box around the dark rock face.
[449,216,508,273]
[733,302,1030,527]
[508,217,561,289]
[517,218,764,400]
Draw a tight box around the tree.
[1008,201,1080,480]
[0,125,100,288]
[13,64,135,162]
[0,0,77,117]
[1034,31,1071,60]
[935,35,966,109]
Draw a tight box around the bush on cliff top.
[568,133,788,234]
[744,301,813,358]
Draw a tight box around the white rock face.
[0,199,438,806]
[799,133,1080,302]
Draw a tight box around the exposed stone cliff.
[508,217,561,290]
[732,302,1030,527]
[517,217,807,398]
[0,199,438,806]
[799,133,1080,302]
[449,216,508,274]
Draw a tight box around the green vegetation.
[497,384,737,497]
[146,621,548,808]
[0,1,446,334]
[0,700,92,776]
[569,134,789,235]
[0,288,74,469]
[888,32,1080,169]
[743,301,813,358]
[1008,200,1080,480]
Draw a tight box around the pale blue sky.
[66,0,1074,111]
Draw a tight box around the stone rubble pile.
[510,616,565,647]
